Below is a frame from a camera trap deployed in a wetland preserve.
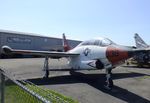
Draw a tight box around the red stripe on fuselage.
[106,46,129,65]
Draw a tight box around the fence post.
[0,72,5,103]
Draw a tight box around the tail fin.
[62,33,71,52]
[134,33,149,48]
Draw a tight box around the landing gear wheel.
[104,78,113,90]
[108,78,113,88]
[43,69,49,79]
[104,69,113,90]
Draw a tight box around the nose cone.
[106,46,130,65]
[2,46,13,54]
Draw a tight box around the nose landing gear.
[104,68,113,90]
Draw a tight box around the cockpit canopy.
[78,38,115,47]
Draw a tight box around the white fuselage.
[68,45,111,70]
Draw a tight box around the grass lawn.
[4,80,78,103]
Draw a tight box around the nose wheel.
[104,68,113,90]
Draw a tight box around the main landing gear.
[43,56,49,79]
[104,68,114,90]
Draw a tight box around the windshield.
[79,38,115,47]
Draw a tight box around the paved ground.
[0,58,150,103]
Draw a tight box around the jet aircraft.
[133,33,150,66]
[2,34,149,89]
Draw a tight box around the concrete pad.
[0,58,150,103]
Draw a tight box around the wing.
[2,46,79,58]
[131,48,150,58]
[133,48,150,52]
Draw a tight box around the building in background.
[0,30,81,58]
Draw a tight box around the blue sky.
[0,0,150,46]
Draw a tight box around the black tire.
[108,78,113,88]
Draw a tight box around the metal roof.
[0,29,61,39]
[0,29,81,42]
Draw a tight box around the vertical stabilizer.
[62,33,71,52]
[134,33,149,48]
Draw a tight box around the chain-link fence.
[0,68,77,103]
[0,69,50,103]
